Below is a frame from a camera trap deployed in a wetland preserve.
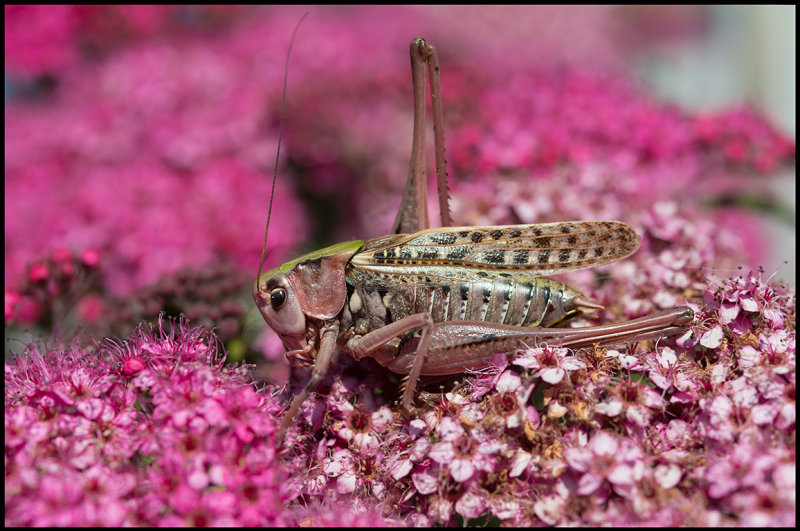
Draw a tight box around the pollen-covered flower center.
[347,409,372,433]
[454,435,476,458]
[619,381,639,403]
[540,351,558,367]
[495,392,519,417]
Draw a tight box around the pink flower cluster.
[4,6,247,77]
[6,269,794,525]
[273,270,794,525]
[5,317,385,526]
[5,49,307,297]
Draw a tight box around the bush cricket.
[254,35,695,441]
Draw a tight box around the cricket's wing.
[350,221,639,281]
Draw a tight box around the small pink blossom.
[429,418,476,483]
[565,432,644,497]
[514,345,586,384]
[455,491,486,520]
[411,467,438,496]
[5,289,21,320]
[491,370,535,428]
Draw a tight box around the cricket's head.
[254,241,363,367]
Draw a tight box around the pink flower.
[534,493,568,525]
[429,417,477,482]
[322,448,359,494]
[643,346,703,403]
[4,5,80,76]
[514,345,587,384]
[653,463,682,489]
[5,316,296,526]
[467,352,509,401]
[4,6,795,527]
[700,325,724,349]
[594,378,665,428]
[564,432,645,497]
[5,289,21,320]
[334,405,393,450]
[411,464,439,495]
[490,370,536,429]
[454,491,486,520]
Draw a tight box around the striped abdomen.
[340,267,585,338]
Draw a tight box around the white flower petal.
[411,437,432,460]
[450,458,475,483]
[595,399,623,417]
[657,347,677,367]
[560,356,586,370]
[412,470,438,495]
[649,371,671,391]
[739,296,759,312]
[513,348,543,369]
[626,405,651,427]
[336,471,357,494]
[408,418,427,437]
[509,450,532,478]
[547,400,568,418]
[564,447,592,472]
[700,325,724,349]
[495,370,521,393]
[589,432,619,456]
[540,367,565,385]
[455,491,485,519]
[719,302,740,324]
[390,458,414,480]
[429,441,455,465]
[607,463,634,486]
[654,463,682,489]
[187,468,209,490]
[619,354,640,369]
[437,416,464,441]
[750,404,776,425]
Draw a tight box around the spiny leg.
[398,313,434,414]
[389,306,695,377]
[423,39,452,229]
[392,39,430,235]
[392,38,452,234]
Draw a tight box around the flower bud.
[28,263,49,284]
[79,248,101,268]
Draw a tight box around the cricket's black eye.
[270,288,286,310]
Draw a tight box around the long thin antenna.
[258,12,309,281]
